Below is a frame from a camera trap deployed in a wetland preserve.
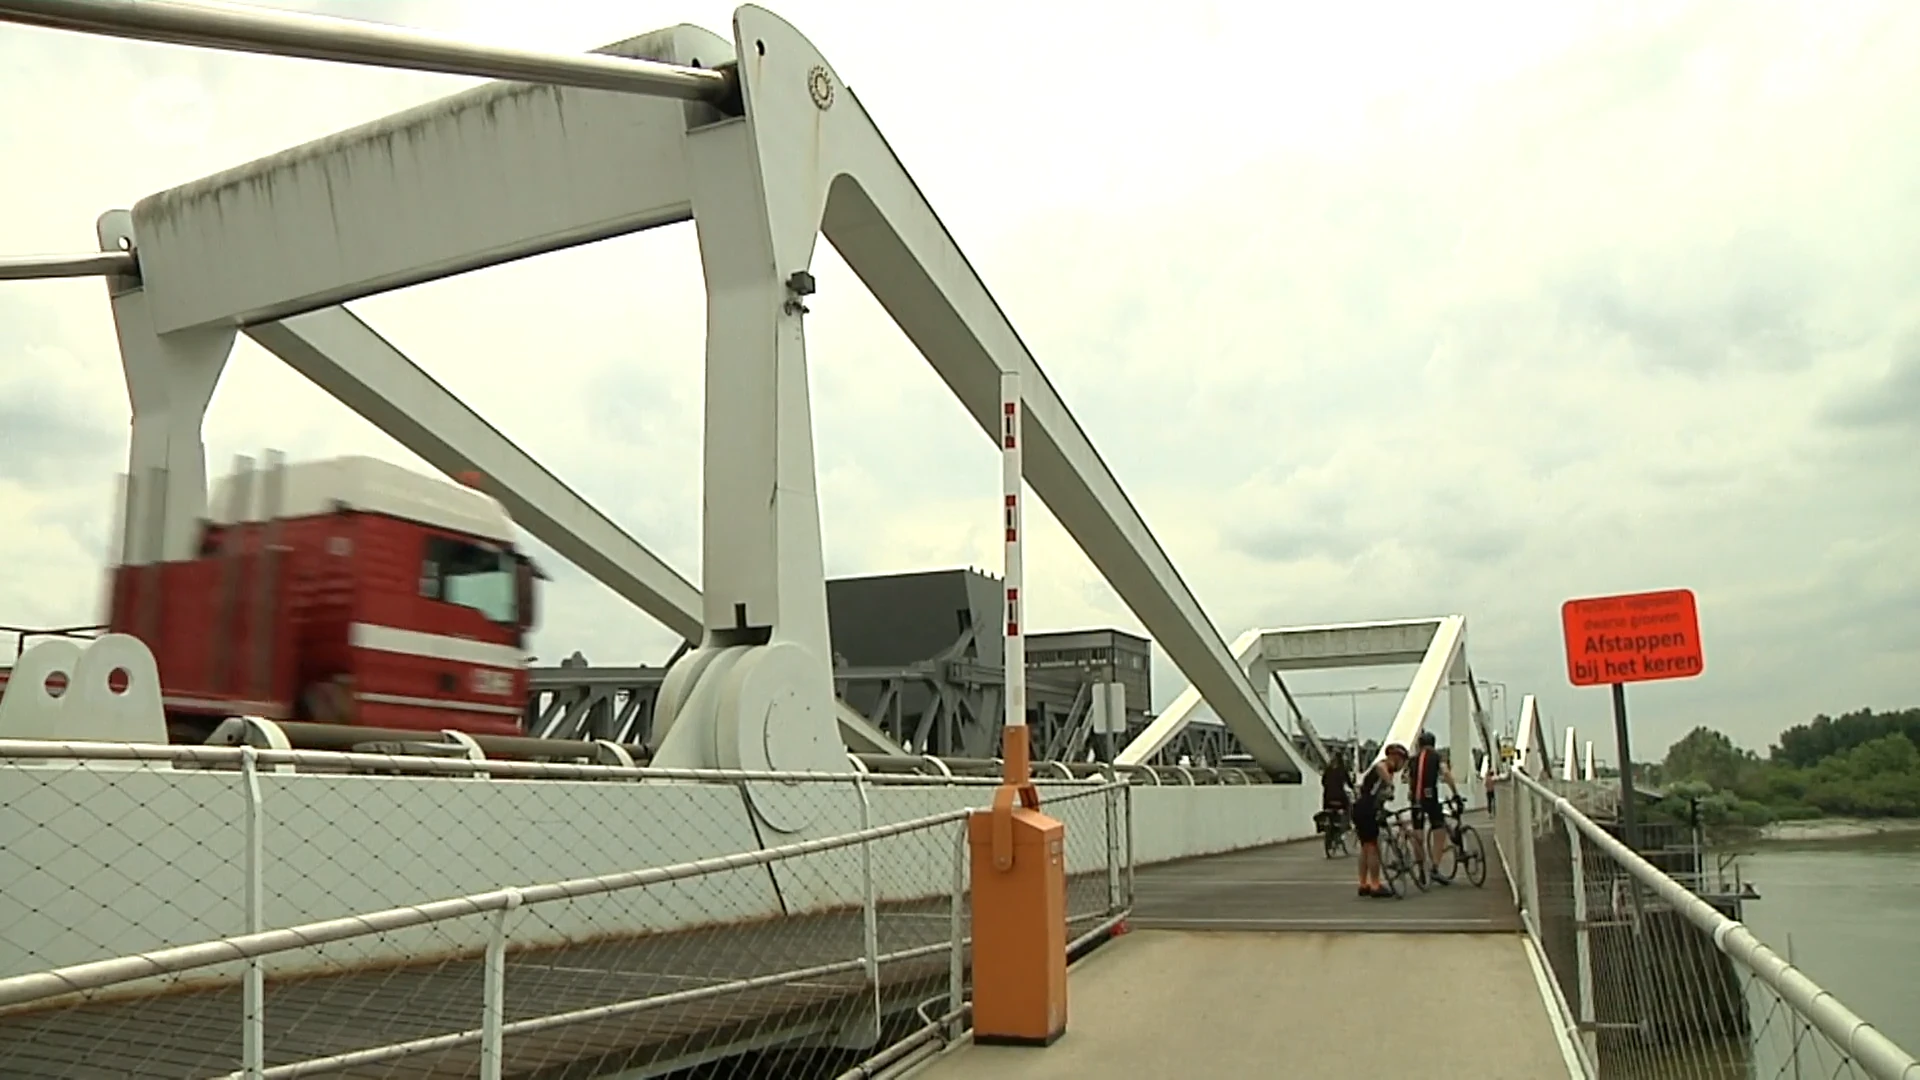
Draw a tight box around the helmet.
[1417,730,1437,749]
[1384,741,1409,758]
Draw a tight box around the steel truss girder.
[524,654,1093,762]
[60,4,1294,778]
[1119,617,1498,794]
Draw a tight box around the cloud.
[1820,328,1920,434]
[2,0,1918,762]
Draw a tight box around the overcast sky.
[1,0,1915,762]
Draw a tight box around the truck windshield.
[422,537,516,624]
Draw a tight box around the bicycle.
[1431,795,1488,887]
[1316,805,1352,858]
[1377,806,1428,896]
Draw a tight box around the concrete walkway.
[918,929,1576,1079]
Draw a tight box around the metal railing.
[0,739,1135,1079]
[1498,769,1919,1080]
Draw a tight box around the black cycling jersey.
[1412,748,1442,801]
[1321,763,1351,804]
[1356,761,1390,803]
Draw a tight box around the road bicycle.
[1316,805,1353,858]
[1377,805,1427,896]
[1431,795,1488,888]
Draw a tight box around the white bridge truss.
[1119,616,1500,803]
[1,2,1305,832]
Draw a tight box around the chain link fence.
[0,741,1134,1079]
[1499,770,1919,1080]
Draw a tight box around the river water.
[1734,829,1920,1059]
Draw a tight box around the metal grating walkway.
[1127,811,1520,934]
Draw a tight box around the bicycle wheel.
[1433,836,1459,883]
[1380,837,1409,898]
[1405,831,1429,891]
[1457,825,1487,887]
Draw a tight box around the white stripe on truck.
[348,623,526,669]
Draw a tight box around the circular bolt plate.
[808,65,835,110]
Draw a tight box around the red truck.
[4,456,539,743]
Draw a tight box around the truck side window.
[421,536,516,623]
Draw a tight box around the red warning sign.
[1561,588,1704,687]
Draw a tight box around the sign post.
[1560,588,1705,849]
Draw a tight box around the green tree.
[1772,708,1920,768]
[1661,726,1758,791]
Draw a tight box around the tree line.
[1641,707,1920,827]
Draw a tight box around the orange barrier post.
[967,370,1067,1047]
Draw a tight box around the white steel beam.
[97,211,235,564]
[1256,618,1441,671]
[1120,616,1485,790]
[1513,694,1553,777]
[796,39,1293,782]
[1374,615,1466,764]
[66,6,1293,779]
[1118,629,1288,771]
[0,0,731,100]
[243,307,702,640]
[126,24,728,334]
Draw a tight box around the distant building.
[1024,628,1153,731]
[821,570,1155,757]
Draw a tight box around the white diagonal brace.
[246,308,703,640]
[763,5,1292,778]
[245,307,903,757]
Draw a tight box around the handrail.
[0,0,732,102]
[0,737,1111,787]
[0,801,984,1009]
[1509,769,1920,1080]
[0,252,136,280]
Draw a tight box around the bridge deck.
[922,812,1570,1079]
[920,929,1573,1080]
[1130,815,1521,934]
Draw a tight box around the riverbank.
[1758,817,1920,842]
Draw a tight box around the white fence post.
[480,887,521,1080]
[856,776,881,1038]
[1515,778,1539,919]
[1565,814,1598,1067]
[240,745,265,1080]
[1104,780,1121,914]
[948,822,968,1038]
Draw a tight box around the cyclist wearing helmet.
[1410,730,1462,883]
[1353,741,1408,898]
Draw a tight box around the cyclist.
[1320,752,1353,831]
[1353,741,1408,898]
[1409,730,1462,884]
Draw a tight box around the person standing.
[1353,742,1408,898]
[1410,730,1462,883]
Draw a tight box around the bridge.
[0,3,1916,1079]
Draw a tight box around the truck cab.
[105,455,540,742]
